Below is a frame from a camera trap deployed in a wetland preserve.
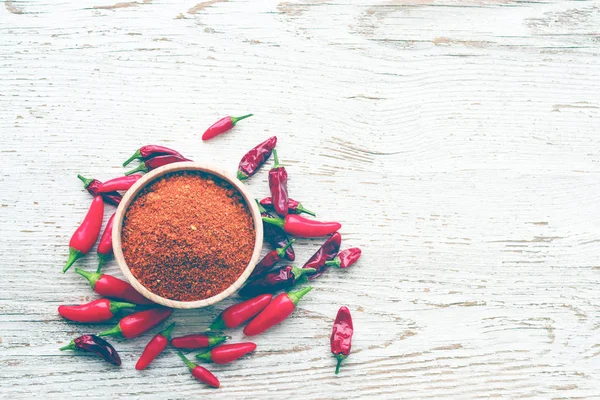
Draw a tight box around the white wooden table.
[1,0,599,398]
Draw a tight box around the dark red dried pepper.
[237,136,277,180]
[239,265,315,297]
[250,240,295,279]
[122,145,183,167]
[78,175,122,206]
[97,174,142,193]
[331,306,353,374]
[75,268,155,305]
[268,149,289,216]
[262,214,341,238]
[58,299,136,323]
[195,342,256,364]
[303,232,342,280]
[60,334,121,366]
[171,333,228,349]
[99,307,173,339]
[96,213,115,273]
[260,197,315,217]
[124,154,191,176]
[63,196,104,273]
[325,248,362,269]
[202,114,253,141]
[135,323,175,370]
[177,351,220,388]
[208,294,273,331]
[257,201,295,261]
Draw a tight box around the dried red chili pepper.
[171,334,228,349]
[262,214,341,238]
[331,306,353,374]
[122,145,183,167]
[257,201,295,261]
[202,114,253,141]
[239,265,315,297]
[268,149,289,216]
[250,240,295,279]
[75,268,155,305]
[177,351,220,388]
[208,294,273,331]
[124,154,192,176]
[78,175,122,206]
[325,248,362,269]
[97,174,142,193]
[260,197,315,217]
[303,232,342,280]
[96,213,115,273]
[58,299,136,323]
[195,342,256,364]
[135,323,175,370]
[60,334,121,366]
[63,196,105,273]
[237,136,277,180]
[99,307,173,339]
[244,286,312,336]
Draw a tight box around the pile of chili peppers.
[58,118,363,387]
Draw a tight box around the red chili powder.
[121,171,255,301]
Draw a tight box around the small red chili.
[325,248,362,269]
[268,149,289,216]
[124,154,191,176]
[78,175,122,206]
[60,334,121,366]
[171,334,228,349]
[58,299,135,323]
[135,323,176,370]
[202,114,253,141]
[63,196,105,273]
[250,239,295,279]
[75,268,155,305]
[239,265,315,298]
[195,342,256,364]
[208,294,273,331]
[96,213,115,273]
[97,174,142,193]
[99,307,173,339]
[331,306,353,374]
[260,197,316,217]
[122,145,183,167]
[237,136,277,180]
[244,286,312,336]
[303,232,342,280]
[257,201,295,261]
[177,351,220,388]
[262,214,341,238]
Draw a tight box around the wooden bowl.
[112,162,263,309]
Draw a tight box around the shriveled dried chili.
[331,306,353,374]
[268,149,289,216]
[63,196,104,273]
[208,294,273,331]
[202,114,253,141]
[250,239,295,279]
[58,299,135,323]
[325,248,362,269]
[303,232,342,280]
[123,145,183,167]
[239,265,315,297]
[260,197,315,217]
[257,201,295,261]
[60,334,121,366]
[262,214,341,238]
[78,175,122,206]
[237,136,276,180]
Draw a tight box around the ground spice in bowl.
[121,171,255,302]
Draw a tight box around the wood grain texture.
[1,0,599,398]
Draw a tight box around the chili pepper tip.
[63,248,83,273]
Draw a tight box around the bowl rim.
[112,161,263,309]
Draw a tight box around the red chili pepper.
[237,136,277,180]
[303,233,342,280]
[325,248,362,269]
[202,114,253,141]
[135,322,176,370]
[124,154,192,176]
[171,334,228,349]
[268,149,289,216]
[244,286,312,336]
[260,197,315,217]
[75,268,155,305]
[99,307,173,339]
[250,240,295,279]
[58,299,136,323]
[63,196,105,273]
[78,175,122,206]
[195,342,256,364]
[208,294,273,331]
[96,213,115,273]
[97,174,142,193]
[239,265,315,297]
[122,145,183,167]
[177,351,220,388]
[262,214,341,238]
[331,306,353,374]
[60,334,121,366]
[257,201,295,261]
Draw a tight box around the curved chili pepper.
[75,268,155,305]
[260,197,315,217]
[257,201,295,261]
[208,294,273,331]
[58,299,136,323]
[239,265,315,297]
[135,323,175,370]
[237,136,277,180]
[124,154,192,176]
[122,145,183,167]
[263,214,341,238]
[97,174,142,193]
[250,240,295,279]
[244,286,312,336]
[78,175,122,206]
[303,233,342,280]
[195,342,256,364]
[171,334,228,349]
[99,307,173,339]
[268,149,289,216]
[325,248,362,269]
[177,351,220,388]
[60,334,121,366]
[202,114,253,141]
[331,306,353,374]
[63,196,105,273]
[96,213,115,273]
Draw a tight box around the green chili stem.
[262,216,285,229]
[230,114,253,125]
[74,268,100,289]
[63,248,83,273]
[195,350,212,363]
[122,149,142,167]
[237,170,248,181]
[276,239,295,258]
[287,286,313,305]
[271,148,280,169]
[335,354,346,374]
[59,340,76,351]
[124,163,148,176]
[160,322,176,340]
[109,301,136,314]
[98,324,122,338]
[177,351,196,371]
[77,174,94,188]
[324,257,341,268]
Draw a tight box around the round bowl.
[112,162,263,309]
